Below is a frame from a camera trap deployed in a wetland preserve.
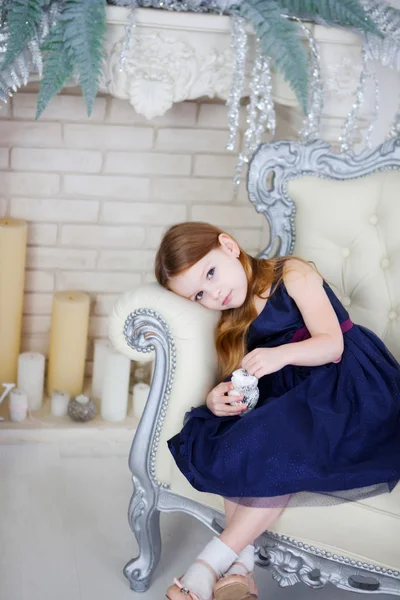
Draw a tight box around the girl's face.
[169,234,248,311]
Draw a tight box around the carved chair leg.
[123,475,162,593]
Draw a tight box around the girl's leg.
[167,501,241,599]
[167,499,288,600]
[220,498,288,555]
[224,498,239,526]
[213,499,288,600]
[224,499,255,573]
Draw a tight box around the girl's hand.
[206,381,247,417]
[241,347,286,378]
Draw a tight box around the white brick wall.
[11,197,100,222]
[0,92,267,374]
[11,148,102,173]
[60,224,146,248]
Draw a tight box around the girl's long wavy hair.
[155,222,298,380]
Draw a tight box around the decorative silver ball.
[67,395,97,422]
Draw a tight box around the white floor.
[0,437,394,600]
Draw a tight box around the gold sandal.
[214,566,258,600]
[166,578,202,600]
[214,574,250,600]
[244,573,258,599]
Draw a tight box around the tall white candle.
[92,339,113,402]
[101,349,131,422]
[9,388,28,422]
[132,382,150,420]
[17,352,45,411]
[51,390,70,417]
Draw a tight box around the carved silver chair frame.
[122,138,400,596]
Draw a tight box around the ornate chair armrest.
[108,282,220,487]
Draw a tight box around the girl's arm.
[281,259,344,367]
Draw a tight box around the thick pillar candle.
[0,218,27,386]
[51,390,70,417]
[101,349,131,422]
[47,291,90,397]
[91,339,113,402]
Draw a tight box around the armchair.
[109,138,400,596]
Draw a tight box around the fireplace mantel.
[100,6,374,148]
[100,6,253,120]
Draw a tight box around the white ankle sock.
[181,537,237,599]
[225,544,255,576]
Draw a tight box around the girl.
[154,222,400,600]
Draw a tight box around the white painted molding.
[101,6,255,120]
[100,7,400,147]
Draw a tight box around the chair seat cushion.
[170,467,400,570]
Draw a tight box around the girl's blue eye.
[195,268,215,301]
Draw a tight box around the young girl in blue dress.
[154,221,400,600]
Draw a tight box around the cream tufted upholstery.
[288,170,400,361]
[109,144,400,590]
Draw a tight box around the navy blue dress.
[168,281,400,499]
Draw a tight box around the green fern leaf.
[1,0,44,71]
[278,0,381,35]
[36,21,74,119]
[62,0,106,116]
[238,0,309,113]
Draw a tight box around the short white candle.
[17,352,45,411]
[51,390,70,417]
[92,339,113,402]
[132,382,150,420]
[101,350,131,422]
[76,394,89,404]
[9,388,28,422]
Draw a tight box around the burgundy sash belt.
[290,317,353,345]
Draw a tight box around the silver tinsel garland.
[299,22,324,143]
[339,44,381,153]
[389,94,400,138]
[119,7,137,71]
[0,3,58,105]
[339,46,369,153]
[362,0,400,69]
[232,39,276,189]
[113,0,230,13]
[364,68,380,149]
[257,54,276,140]
[226,14,247,154]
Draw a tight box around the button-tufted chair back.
[248,140,400,362]
[288,170,400,361]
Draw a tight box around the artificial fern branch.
[36,20,74,117]
[62,0,106,115]
[1,0,44,71]
[278,0,381,35]
[238,0,310,112]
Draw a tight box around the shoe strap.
[172,559,217,599]
[194,558,218,583]
[173,578,201,600]
[230,561,251,575]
